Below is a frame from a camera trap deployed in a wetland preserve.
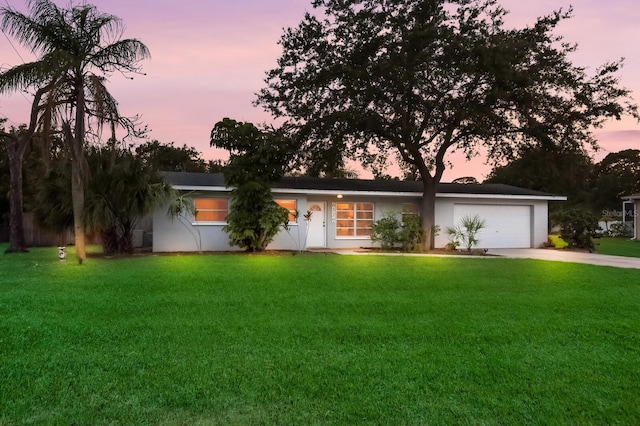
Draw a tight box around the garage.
[453,204,532,248]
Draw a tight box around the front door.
[305,201,326,248]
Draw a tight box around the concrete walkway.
[335,248,640,269]
[489,248,640,269]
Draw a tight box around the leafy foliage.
[607,221,633,239]
[485,146,594,210]
[0,0,150,262]
[210,118,295,252]
[135,140,216,173]
[592,149,640,213]
[551,208,599,250]
[371,214,402,250]
[32,147,173,254]
[398,214,425,252]
[31,160,74,233]
[222,182,289,252]
[83,148,173,255]
[371,212,424,251]
[257,0,637,249]
[447,214,486,251]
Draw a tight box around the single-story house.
[153,172,566,252]
[623,194,640,240]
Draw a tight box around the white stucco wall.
[153,190,551,252]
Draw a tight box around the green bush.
[371,214,401,249]
[551,208,599,250]
[371,212,425,251]
[609,221,632,238]
[399,214,425,252]
[224,181,290,252]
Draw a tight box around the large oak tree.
[256,0,638,249]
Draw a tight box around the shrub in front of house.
[224,182,290,252]
[398,214,425,252]
[371,212,425,251]
[551,208,599,250]
[371,213,401,250]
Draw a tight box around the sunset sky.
[1,0,639,181]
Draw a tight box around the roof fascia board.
[173,185,231,192]
[173,185,565,201]
[436,193,567,201]
[272,188,420,197]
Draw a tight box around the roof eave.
[172,185,564,200]
[437,193,567,201]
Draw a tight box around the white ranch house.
[152,172,566,252]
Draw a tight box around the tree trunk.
[5,139,28,253]
[63,113,88,264]
[70,161,86,263]
[420,177,437,251]
[69,77,88,264]
[3,85,51,254]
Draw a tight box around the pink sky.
[1,0,639,181]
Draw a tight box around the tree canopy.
[592,149,640,214]
[210,118,294,251]
[256,0,638,248]
[485,145,594,209]
[135,140,212,173]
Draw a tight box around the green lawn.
[549,235,640,258]
[594,237,640,258]
[2,245,640,424]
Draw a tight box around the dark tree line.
[0,133,221,252]
[485,146,640,215]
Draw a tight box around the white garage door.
[453,204,532,248]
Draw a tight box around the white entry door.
[305,202,326,248]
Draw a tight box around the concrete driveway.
[337,248,640,269]
[489,248,640,269]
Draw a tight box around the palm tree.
[0,0,149,263]
[83,147,173,255]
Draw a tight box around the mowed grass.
[1,246,640,424]
[595,237,640,258]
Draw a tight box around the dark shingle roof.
[161,171,560,197]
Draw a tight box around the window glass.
[402,203,420,222]
[275,199,298,222]
[336,202,374,237]
[194,198,228,222]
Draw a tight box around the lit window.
[336,202,374,237]
[275,199,298,223]
[194,198,228,222]
[402,203,420,223]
